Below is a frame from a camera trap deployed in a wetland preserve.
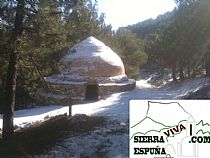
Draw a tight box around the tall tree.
[145,0,210,80]
[2,0,25,140]
[114,28,147,78]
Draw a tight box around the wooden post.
[69,105,72,117]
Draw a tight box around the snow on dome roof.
[62,36,124,67]
[79,36,105,47]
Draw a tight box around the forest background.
[0,0,210,139]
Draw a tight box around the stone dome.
[61,36,125,79]
[38,37,135,105]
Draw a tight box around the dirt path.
[36,77,209,158]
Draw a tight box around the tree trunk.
[206,60,210,77]
[2,113,14,139]
[179,63,184,80]
[2,0,25,140]
[192,67,196,78]
[187,65,191,78]
[172,65,177,81]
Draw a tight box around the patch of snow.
[36,120,129,158]
[53,73,86,81]
[99,79,135,86]
[45,77,86,85]
[101,75,128,83]
[0,106,69,129]
[136,79,153,88]
[62,37,124,67]
[20,77,210,127]
[69,114,89,123]
[0,77,209,157]
[70,64,96,72]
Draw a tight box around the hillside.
[126,10,176,39]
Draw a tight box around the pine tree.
[2,0,25,140]
[114,28,147,78]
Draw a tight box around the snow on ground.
[0,106,69,129]
[0,77,209,157]
[136,78,154,88]
[72,77,209,122]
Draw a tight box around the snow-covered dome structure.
[38,37,135,104]
[62,36,125,78]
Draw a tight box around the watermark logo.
[129,100,210,158]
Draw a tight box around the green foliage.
[127,11,176,39]
[114,28,147,79]
[0,0,148,109]
[0,0,107,108]
[143,0,210,80]
[65,0,101,42]
[0,19,10,110]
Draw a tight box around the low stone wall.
[37,89,70,105]
[49,83,86,97]
[37,82,86,105]
[99,79,136,96]
[37,79,136,105]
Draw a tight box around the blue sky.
[97,0,177,30]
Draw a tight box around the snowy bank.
[0,77,209,157]
[0,77,209,129]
